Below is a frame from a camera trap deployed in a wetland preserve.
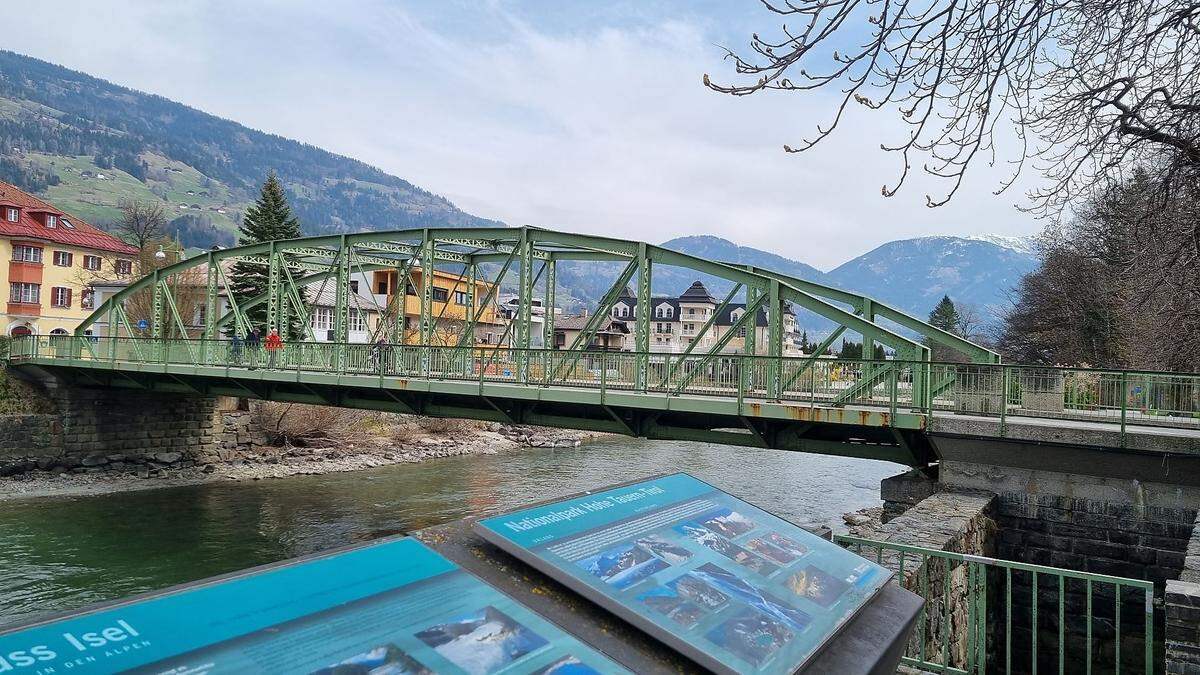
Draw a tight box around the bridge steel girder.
[74,226,990,382]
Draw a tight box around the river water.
[0,437,901,628]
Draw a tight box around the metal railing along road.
[10,336,1200,438]
[837,535,1157,675]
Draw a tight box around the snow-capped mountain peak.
[963,234,1038,255]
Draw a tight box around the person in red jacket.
[264,328,283,368]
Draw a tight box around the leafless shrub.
[255,402,379,447]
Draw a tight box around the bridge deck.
[10,337,1200,464]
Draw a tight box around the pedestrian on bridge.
[246,328,261,369]
[230,333,244,366]
[265,329,283,369]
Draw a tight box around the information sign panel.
[475,473,891,674]
[0,537,627,675]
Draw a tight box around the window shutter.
[65,288,72,307]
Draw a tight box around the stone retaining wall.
[941,461,1197,584]
[1168,512,1200,674]
[940,460,1196,673]
[865,490,998,671]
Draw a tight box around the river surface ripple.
[0,437,901,627]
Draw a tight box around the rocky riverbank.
[0,422,602,501]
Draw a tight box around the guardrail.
[10,336,1200,438]
[836,535,1157,675]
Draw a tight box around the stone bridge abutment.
[874,439,1200,674]
[0,375,257,477]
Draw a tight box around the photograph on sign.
[474,473,891,674]
[0,537,627,675]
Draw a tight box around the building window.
[454,291,469,305]
[45,215,57,228]
[405,283,416,296]
[50,287,72,308]
[115,259,133,276]
[60,218,73,229]
[83,255,102,271]
[81,289,94,310]
[5,208,17,222]
[9,282,40,304]
[53,251,73,267]
[349,280,359,294]
[348,308,367,332]
[12,245,42,263]
[377,280,388,295]
[310,307,333,332]
[432,287,448,302]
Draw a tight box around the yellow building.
[0,181,138,337]
[371,267,507,345]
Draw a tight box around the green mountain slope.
[0,50,499,245]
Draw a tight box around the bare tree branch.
[707,1,1200,214]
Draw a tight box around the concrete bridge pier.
[868,439,1200,674]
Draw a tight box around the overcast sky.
[8,0,1045,269]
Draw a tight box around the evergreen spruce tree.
[229,173,306,339]
[838,338,864,360]
[926,294,964,361]
[928,295,962,333]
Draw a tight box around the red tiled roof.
[0,181,138,255]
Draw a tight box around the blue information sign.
[0,537,628,675]
[475,473,892,674]
[136,319,149,330]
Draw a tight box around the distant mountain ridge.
[660,234,1038,328]
[0,50,499,246]
[0,50,1037,329]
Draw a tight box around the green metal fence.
[836,535,1157,675]
[10,336,1200,438]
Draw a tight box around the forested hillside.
[0,50,498,245]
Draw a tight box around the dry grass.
[388,415,486,444]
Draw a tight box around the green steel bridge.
[9,227,1200,468]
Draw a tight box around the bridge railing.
[10,336,1200,434]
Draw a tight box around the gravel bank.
[0,425,600,502]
